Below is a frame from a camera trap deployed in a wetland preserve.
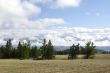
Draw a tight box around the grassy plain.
[0,54,110,73]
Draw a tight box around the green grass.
[0,54,110,73]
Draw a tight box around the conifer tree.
[5,39,12,58]
[30,46,40,60]
[68,44,80,59]
[11,48,17,58]
[40,39,47,59]
[40,39,55,59]
[0,46,5,58]
[17,41,23,59]
[17,41,30,59]
[22,42,30,59]
[46,40,55,59]
[84,41,96,59]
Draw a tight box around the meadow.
[0,54,110,73]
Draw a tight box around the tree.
[30,46,40,60]
[46,40,55,59]
[11,48,18,58]
[40,39,47,59]
[0,46,5,58]
[84,41,96,59]
[4,39,12,58]
[40,39,55,59]
[17,41,23,59]
[68,44,80,59]
[17,41,30,59]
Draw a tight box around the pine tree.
[0,46,5,58]
[68,44,80,59]
[46,40,55,59]
[25,41,31,59]
[40,39,55,59]
[17,41,23,59]
[30,46,40,60]
[40,39,47,59]
[11,48,17,58]
[22,42,30,59]
[84,41,96,59]
[17,41,30,59]
[4,39,12,58]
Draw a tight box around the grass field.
[0,54,110,73]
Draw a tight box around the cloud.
[54,0,81,8]
[22,1,41,15]
[0,27,110,46]
[0,0,66,30]
[0,18,65,30]
[29,0,51,4]
[36,18,65,25]
[29,0,82,8]
[42,27,110,46]
[0,0,41,17]
[0,0,42,30]
[0,0,109,47]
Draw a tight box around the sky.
[31,0,110,28]
[0,0,110,46]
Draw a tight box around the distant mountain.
[54,46,70,51]
[54,46,110,51]
[96,46,110,51]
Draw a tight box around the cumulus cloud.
[29,0,82,8]
[0,0,42,30]
[42,27,110,46]
[0,27,110,46]
[0,0,41,17]
[0,18,66,30]
[54,0,81,8]
[0,0,66,30]
[29,0,51,4]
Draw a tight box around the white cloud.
[29,0,82,8]
[0,0,66,30]
[0,0,41,17]
[0,27,110,46]
[22,1,41,16]
[0,18,65,30]
[0,0,42,30]
[29,0,50,4]
[54,0,81,8]
[0,39,6,45]
[36,18,65,25]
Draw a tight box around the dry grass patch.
[0,54,110,73]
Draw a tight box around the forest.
[0,39,96,60]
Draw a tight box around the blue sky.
[30,0,110,28]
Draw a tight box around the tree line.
[0,39,96,60]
